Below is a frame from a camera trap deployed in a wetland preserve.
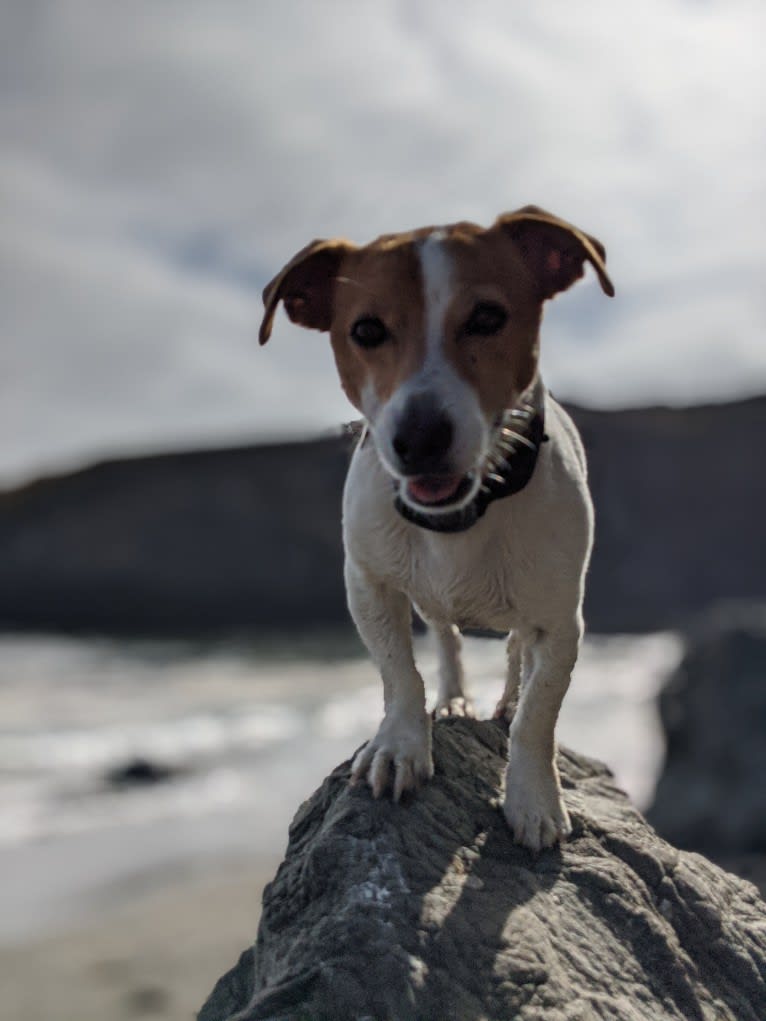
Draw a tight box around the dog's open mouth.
[405,473,473,508]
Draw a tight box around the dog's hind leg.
[432,623,474,719]
[503,617,581,851]
[494,629,525,721]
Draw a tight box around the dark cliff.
[1,396,764,635]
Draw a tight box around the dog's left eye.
[350,316,389,349]
[463,302,508,337]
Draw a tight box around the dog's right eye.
[350,317,389,349]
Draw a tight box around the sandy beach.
[6,848,763,1021]
[0,853,278,1021]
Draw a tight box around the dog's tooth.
[486,472,505,486]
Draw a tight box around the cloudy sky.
[1,0,763,484]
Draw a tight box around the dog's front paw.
[503,747,571,852]
[350,711,433,802]
[434,695,475,719]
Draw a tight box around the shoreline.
[0,630,685,1018]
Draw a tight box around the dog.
[258,206,613,851]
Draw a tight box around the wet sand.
[0,855,278,1021]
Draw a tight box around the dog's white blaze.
[360,379,381,424]
[419,230,453,370]
[371,227,488,491]
[409,230,488,486]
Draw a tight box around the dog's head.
[259,206,613,515]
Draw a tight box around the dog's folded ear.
[259,238,353,345]
[495,206,614,301]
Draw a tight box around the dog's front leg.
[503,620,581,851]
[346,560,433,801]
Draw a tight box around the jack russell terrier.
[259,206,614,851]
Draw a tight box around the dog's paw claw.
[505,802,571,852]
[434,696,475,720]
[393,758,415,802]
[503,752,570,852]
[350,713,433,801]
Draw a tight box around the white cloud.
[0,0,763,483]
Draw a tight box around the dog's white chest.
[343,397,593,637]
[344,452,519,630]
[403,528,517,631]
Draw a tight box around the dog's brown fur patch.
[259,208,612,419]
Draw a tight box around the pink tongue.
[406,474,463,506]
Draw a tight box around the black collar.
[393,404,546,534]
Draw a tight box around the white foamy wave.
[0,630,683,847]
[314,684,382,740]
[1,704,302,774]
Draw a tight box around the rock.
[199,718,766,1021]
[104,756,181,790]
[648,604,766,856]
[2,396,766,636]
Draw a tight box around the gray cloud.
[1,0,763,482]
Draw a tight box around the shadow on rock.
[200,718,766,1021]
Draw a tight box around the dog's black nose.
[392,396,454,474]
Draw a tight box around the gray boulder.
[649,604,766,855]
[199,718,766,1021]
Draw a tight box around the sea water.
[0,630,682,942]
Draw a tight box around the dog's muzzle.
[386,394,477,510]
[393,404,547,533]
[390,397,454,475]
